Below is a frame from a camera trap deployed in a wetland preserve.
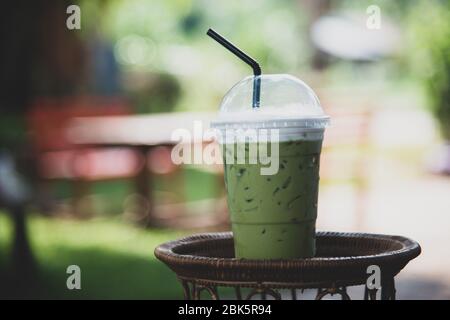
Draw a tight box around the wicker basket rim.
[155,231,421,268]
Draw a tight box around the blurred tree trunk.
[301,0,332,70]
[0,0,38,279]
[0,0,85,281]
[11,206,34,271]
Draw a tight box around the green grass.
[0,213,189,299]
[0,168,222,299]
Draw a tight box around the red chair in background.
[27,97,144,215]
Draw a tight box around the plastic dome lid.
[212,74,329,130]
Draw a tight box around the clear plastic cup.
[212,74,329,259]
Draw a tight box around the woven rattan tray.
[155,231,421,289]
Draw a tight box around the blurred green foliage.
[80,0,310,112]
[408,0,450,139]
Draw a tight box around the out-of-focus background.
[1,0,450,299]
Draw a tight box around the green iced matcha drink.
[211,74,329,260]
[222,138,322,259]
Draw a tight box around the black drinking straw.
[207,28,261,108]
